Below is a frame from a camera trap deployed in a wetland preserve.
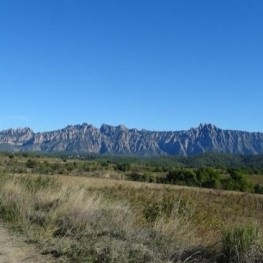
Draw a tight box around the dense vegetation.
[1,152,263,195]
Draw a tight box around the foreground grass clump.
[222,224,260,263]
[0,173,199,262]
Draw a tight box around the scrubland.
[0,153,262,262]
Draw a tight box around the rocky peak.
[116,124,128,131]
[0,127,34,146]
[197,123,218,131]
[1,123,263,156]
[100,124,114,134]
[1,127,33,136]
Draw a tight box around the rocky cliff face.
[1,123,263,156]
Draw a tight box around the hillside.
[1,123,263,156]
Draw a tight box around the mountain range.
[1,123,263,156]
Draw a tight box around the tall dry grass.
[0,173,204,262]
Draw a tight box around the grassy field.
[0,172,262,262]
[0,153,263,262]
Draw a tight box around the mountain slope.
[1,123,263,156]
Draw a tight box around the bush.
[196,167,220,188]
[221,224,258,263]
[164,169,197,186]
[222,170,251,192]
[126,172,153,182]
[26,158,37,168]
[116,162,131,172]
[254,184,263,194]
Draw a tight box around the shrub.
[254,184,263,194]
[164,169,197,186]
[116,162,131,172]
[222,170,252,192]
[126,172,152,182]
[26,158,37,168]
[196,167,220,188]
[221,224,258,263]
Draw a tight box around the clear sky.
[1,0,262,132]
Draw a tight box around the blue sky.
[0,0,262,132]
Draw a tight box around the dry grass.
[0,173,196,262]
[57,175,263,239]
[249,175,263,185]
[0,173,262,262]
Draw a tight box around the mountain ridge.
[1,123,263,156]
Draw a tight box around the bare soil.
[0,222,54,263]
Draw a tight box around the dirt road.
[0,222,54,263]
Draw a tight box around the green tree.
[196,167,220,188]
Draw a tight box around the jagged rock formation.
[1,123,263,156]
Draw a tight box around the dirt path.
[0,222,54,263]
